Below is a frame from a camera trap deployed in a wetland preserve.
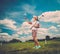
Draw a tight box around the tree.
[46,35,50,40]
[45,35,50,44]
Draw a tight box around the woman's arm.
[28,22,32,24]
[34,23,40,28]
[34,21,40,28]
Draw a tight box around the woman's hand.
[28,22,32,24]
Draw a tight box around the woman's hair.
[36,16,39,21]
[33,16,39,21]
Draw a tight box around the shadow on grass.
[45,43,60,48]
[0,48,60,54]
[0,47,60,54]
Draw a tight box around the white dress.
[30,21,39,30]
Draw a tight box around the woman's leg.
[32,30,39,46]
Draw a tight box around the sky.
[0,0,60,42]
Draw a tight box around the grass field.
[0,40,60,54]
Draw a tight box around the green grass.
[0,40,60,54]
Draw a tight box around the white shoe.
[36,46,41,49]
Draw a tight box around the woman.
[28,16,41,49]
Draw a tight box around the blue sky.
[0,0,60,19]
[0,0,60,41]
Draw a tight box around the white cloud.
[8,11,24,18]
[0,33,12,42]
[0,33,25,42]
[57,0,60,4]
[57,25,60,27]
[6,4,41,21]
[1,10,60,42]
[49,26,58,32]
[17,22,31,35]
[37,28,48,35]
[9,12,20,16]
[54,34,60,37]
[20,37,26,42]
[22,4,42,15]
[0,32,26,42]
[0,19,17,30]
[11,34,19,39]
[22,4,36,15]
[38,11,60,23]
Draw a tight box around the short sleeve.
[37,21,39,24]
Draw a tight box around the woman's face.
[33,17,37,21]
[33,18,36,21]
